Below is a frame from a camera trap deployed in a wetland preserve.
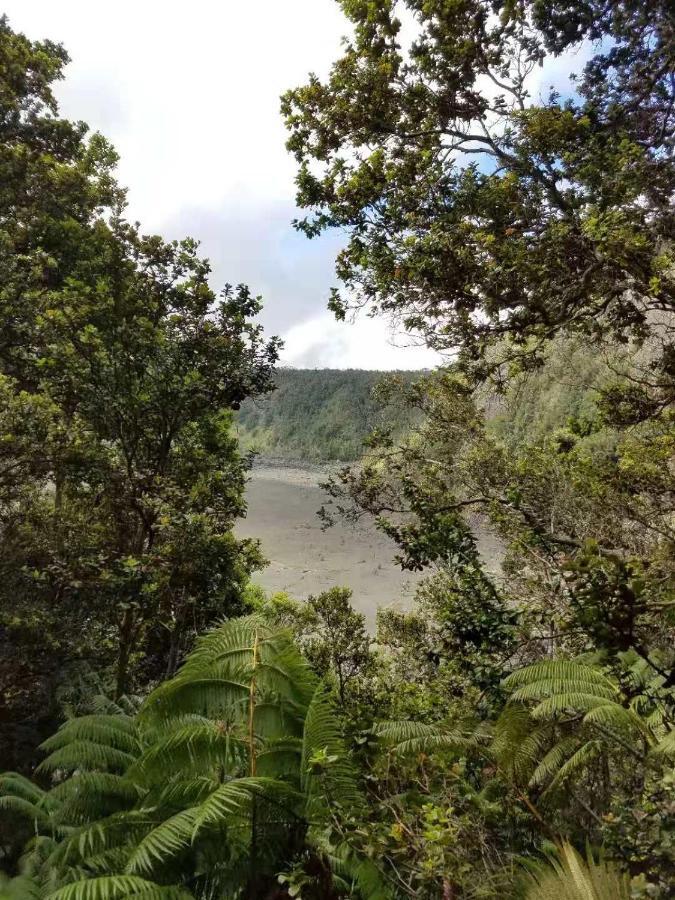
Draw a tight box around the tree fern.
[46,876,193,900]
[0,616,375,899]
[497,657,672,804]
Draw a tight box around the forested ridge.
[236,368,421,461]
[236,347,611,463]
[1,3,674,899]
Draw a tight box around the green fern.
[496,658,667,796]
[0,616,376,899]
[302,687,361,816]
[125,810,199,877]
[0,874,42,900]
[371,720,473,757]
[37,741,138,776]
[46,876,193,900]
[522,842,631,899]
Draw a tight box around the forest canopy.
[236,368,422,461]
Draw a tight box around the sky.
[4,0,443,369]
[5,2,588,370]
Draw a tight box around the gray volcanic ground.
[236,464,503,627]
[236,464,418,626]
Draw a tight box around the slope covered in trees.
[236,346,612,465]
[236,368,421,461]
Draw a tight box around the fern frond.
[54,812,159,867]
[192,777,299,836]
[37,741,137,775]
[302,687,360,815]
[493,705,556,783]
[125,809,198,876]
[179,615,270,669]
[652,726,675,757]
[0,795,53,828]
[252,701,303,742]
[75,845,138,878]
[510,680,616,702]
[544,741,603,795]
[0,874,42,900]
[348,856,392,900]
[0,772,52,807]
[49,774,140,826]
[40,717,139,755]
[582,703,650,736]
[530,694,615,719]
[46,876,193,900]
[151,777,218,809]
[140,676,249,724]
[528,737,580,789]
[523,842,631,899]
[129,724,249,785]
[373,720,471,756]
[319,837,392,900]
[255,738,303,778]
[504,661,615,693]
[509,728,554,784]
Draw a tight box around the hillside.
[236,348,608,463]
[236,368,420,462]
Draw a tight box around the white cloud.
[280,312,443,370]
[4,2,591,369]
[4,0,359,361]
[3,0,346,227]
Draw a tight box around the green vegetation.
[0,617,379,900]
[2,2,675,898]
[0,17,278,773]
[236,368,420,462]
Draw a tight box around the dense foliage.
[283,0,674,399]
[279,0,674,894]
[0,617,385,900]
[237,369,419,462]
[0,17,279,774]
[2,1,675,897]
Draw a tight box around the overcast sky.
[4,0,445,369]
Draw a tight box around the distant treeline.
[236,368,422,461]
[237,344,611,463]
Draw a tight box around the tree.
[320,350,675,699]
[283,0,674,397]
[255,586,374,708]
[0,18,280,772]
[0,15,122,379]
[282,7,675,890]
